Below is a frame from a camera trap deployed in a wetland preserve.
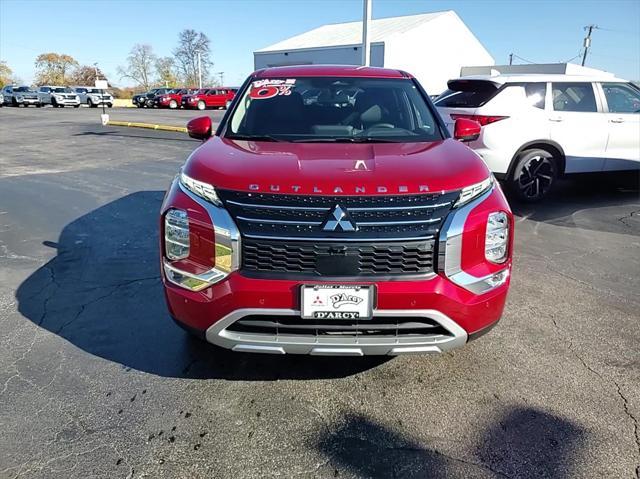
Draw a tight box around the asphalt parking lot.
[0,107,638,479]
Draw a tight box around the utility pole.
[361,0,372,66]
[581,24,598,66]
[93,62,99,79]
[509,53,513,66]
[196,51,202,89]
[217,71,224,85]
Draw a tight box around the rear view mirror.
[453,118,481,142]
[187,116,213,141]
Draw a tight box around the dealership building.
[253,11,494,94]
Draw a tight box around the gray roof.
[256,11,450,53]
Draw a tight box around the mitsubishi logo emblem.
[322,204,357,232]
[354,160,368,170]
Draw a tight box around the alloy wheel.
[517,155,555,200]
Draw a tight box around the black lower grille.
[242,238,434,277]
[226,315,451,337]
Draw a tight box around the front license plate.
[301,285,374,320]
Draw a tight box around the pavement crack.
[618,209,640,227]
[550,313,640,473]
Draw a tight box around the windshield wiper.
[291,137,402,143]
[226,134,283,142]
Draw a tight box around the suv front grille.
[226,315,452,338]
[217,189,458,278]
[243,238,434,277]
[218,190,458,241]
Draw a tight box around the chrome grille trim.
[236,216,322,225]
[227,200,329,211]
[218,189,459,241]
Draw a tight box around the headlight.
[164,209,190,260]
[485,211,509,263]
[54,95,63,100]
[180,171,221,206]
[454,176,494,207]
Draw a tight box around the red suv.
[154,88,197,109]
[161,65,513,356]
[181,87,237,110]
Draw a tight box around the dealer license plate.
[301,285,374,320]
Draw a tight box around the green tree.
[34,53,78,85]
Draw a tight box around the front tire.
[197,100,206,110]
[508,149,558,202]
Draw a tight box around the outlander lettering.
[161,65,513,356]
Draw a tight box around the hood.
[183,137,490,195]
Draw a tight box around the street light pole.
[361,0,372,66]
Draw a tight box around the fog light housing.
[165,209,189,260]
[485,211,509,263]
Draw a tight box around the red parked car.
[154,88,197,109]
[161,65,513,356]
[181,87,237,110]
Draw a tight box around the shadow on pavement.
[15,191,387,380]
[317,408,584,478]
[506,171,640,236]
[73,130,198,142]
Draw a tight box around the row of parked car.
[132,87,238,110]
[0,85,114,108]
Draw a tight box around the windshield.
[226,77,443,143]
[15,86,35,92]
[52,87,72,93]
[87,88,106,94]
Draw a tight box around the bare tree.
[173,29,212,86]
[117,44,156,90]
[155,57,179,88]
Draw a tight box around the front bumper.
[161,179,512,355]
[17,97,40,105]
[54,98,80,105]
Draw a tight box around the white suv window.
[601,82,640,114]
[524,83,546,109]
[552,83,597,112]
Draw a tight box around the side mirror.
[453,118,481,142]
[187,116,213,141]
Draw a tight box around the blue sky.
[1,0,638,87]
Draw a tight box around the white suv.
[435,74,640,201]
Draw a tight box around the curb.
[106,120,187,133]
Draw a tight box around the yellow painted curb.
[106,120,188,133]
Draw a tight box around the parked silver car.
[1,85,41,107]
[74,87,114,108]
[38,86,80,107]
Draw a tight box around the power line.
[512,54,537,64]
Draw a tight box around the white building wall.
[254,44,384,70]
[382,11,494,95]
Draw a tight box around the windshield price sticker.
[249,79,297,99]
